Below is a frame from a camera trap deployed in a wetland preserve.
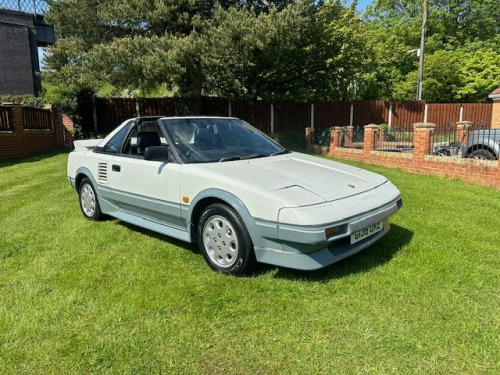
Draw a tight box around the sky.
[348,0,373,12]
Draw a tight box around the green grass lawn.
[1,150,499,374]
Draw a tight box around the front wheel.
[467,149,496,160]
[197,203,256,275]
[78,177,103,220]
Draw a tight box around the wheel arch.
[465,142,498,158]
[75,167,99,192]
[465,139,500,158]
[188,189,260,247]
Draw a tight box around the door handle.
[112,164,121,172]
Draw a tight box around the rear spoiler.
[73,139,103,152]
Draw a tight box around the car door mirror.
[144,145,169,162]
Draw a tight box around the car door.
[106,120,184,229]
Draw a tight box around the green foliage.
[203,2,330,100]
[43,0,372,103]
[456,48,500,102]
[0,95,45,108]
[365,0,500,102]
[393,47,500,102]
[43,0,500,103]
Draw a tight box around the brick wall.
[307,123,500,189]
[52,110,75,149]
[0,103,75,160]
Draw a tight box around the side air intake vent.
[97,162,108,184]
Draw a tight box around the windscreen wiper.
[218,156,241,162]
[219,153,267,162]
[270,149,289,156]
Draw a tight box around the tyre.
[197,203,256,275]
[467,149,496,160]
[78,177,103,220]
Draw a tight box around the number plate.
[350,222,383,244]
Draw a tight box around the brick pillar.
[491,100,500,128]
[1,102,23,133]
[363,124,379,159]
[329,126,343,153]
[305,127,314,151]
[345,126,353,147]
[456,121,473,146]
[413,122,436,163]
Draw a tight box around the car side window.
[121,121,165,157]
[101,125,129,154]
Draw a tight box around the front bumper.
[253,197,402,271]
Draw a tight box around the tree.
[393,49,461,102]
[201,1,368,101]
[393,46,500,102]
[372,0,499,47]
[456,48,500,102]
[364,0,500,102]
[44,0,369,106]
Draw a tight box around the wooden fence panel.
[201,97,228,117]
[427,103,461,129]
[314,101,350,131]
[86,97,493,135]
[391,101,425,128]
[274,100,310,133]
[140,98,178,117]
[462,103,492,127]
[95,98,136,133]
[231,99,270,132]
[352,100,388,127]
[22,107,52,130]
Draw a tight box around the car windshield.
[159,118,287,163]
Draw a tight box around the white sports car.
[67,116,402,274]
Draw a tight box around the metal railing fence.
[430,121,499,160]
[340,126,364,148]
[375,124,414,153]
[0,0,49,15]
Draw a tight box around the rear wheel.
[197,203,256,275]
[78,178,103,220]
[467,149,496,160]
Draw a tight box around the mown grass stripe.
[0,150,499,374]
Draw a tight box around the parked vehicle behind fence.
[463,129,500,160]
[433,126,500,160]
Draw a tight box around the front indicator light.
[325,227,338,238]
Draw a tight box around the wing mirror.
[144,145,169,162]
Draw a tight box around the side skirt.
[99,196,192,243]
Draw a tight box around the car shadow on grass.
[267,224,413,282]
[115,221,412,282]
[115,221,200,253]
